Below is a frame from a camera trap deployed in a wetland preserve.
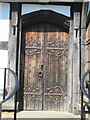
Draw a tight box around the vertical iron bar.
[83,106,85,120]
[81,92,84,120]
[3,68,6,100]
[0,104,2,120]
[14,92,17,120]
[89,72,90,116]
[14,3,22,120]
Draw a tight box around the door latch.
[38,71,43,78]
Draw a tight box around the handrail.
[81,70,90,99]
[0,68,18,104]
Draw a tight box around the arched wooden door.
[23,22,68,110]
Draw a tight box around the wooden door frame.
[18,10,70,110]
[8,3,85,114]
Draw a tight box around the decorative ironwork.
[46,40,68,57]
[45,86,67,104]
[25,40,68,57]
[24,85,41,102]
[47,40,65,48]
[25,40,41,55]
[24,85,67,104]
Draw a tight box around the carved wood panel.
[23,23,68,110]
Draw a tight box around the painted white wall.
[0,3,10,95]
[0,20,9,42]
[0,50,8,92]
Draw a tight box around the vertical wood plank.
[72,5,81,114]
[67,8,73,112]
[7,3,22,110]
[81,2,87,77]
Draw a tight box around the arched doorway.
[20,10,70,111]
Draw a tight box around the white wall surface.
[0,50,8,94]
[0,20,9,42]
[0,3,10,94]
[0,50,8,68]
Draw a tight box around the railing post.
[0,68,18,120]
[81,91,84,120]
[0,104,2,120]
[3,68,6,100]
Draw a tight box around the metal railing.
[0,68,18,120]
[81,70,90,120]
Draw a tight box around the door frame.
[18,10,70,110]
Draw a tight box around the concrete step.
[17,111,80,118]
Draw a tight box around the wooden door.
[23,23,68,110]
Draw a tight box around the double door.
[23,23,68,110]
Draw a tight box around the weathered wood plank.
[72,6,81,114]
[81,2,87,76]
[67,11,73,112]
[3,3,21,110]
